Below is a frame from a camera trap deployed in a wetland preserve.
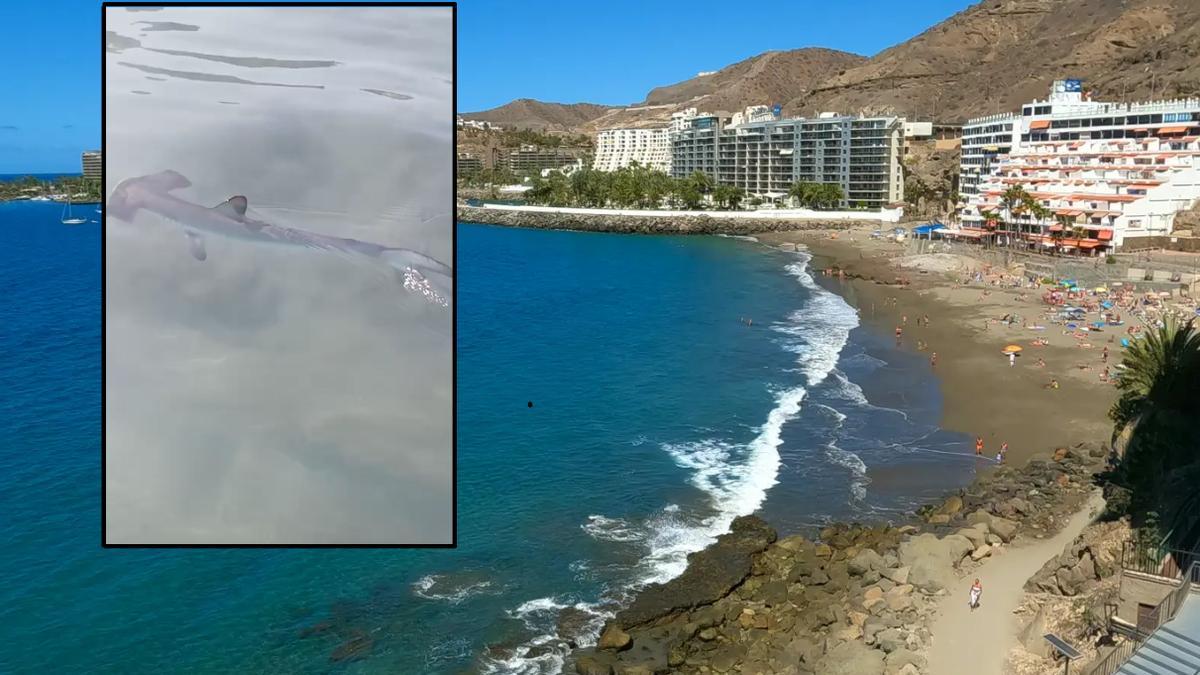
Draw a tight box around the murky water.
[103,6,453,544]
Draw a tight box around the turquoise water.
[0,212,972,674]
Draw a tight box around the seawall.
[456,204,893,235]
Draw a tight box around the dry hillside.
[789,0,1200,121]
[463,0,1200,132]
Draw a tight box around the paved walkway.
[926,490,1105,675]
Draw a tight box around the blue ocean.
[0,212,974,674]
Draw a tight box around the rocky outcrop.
[1024,520,1127,596]
[458,206,876,235]
[567,442,1110,675]
[615,516,776,629]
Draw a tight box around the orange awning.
[1029,120,1051,130]
[1078,241,1101,249]
[1097,229,1114,240]
[1157,126,1189,135]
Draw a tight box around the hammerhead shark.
[107,170,452,307]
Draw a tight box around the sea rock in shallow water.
[613,516,775,628]
[329,631,373,662]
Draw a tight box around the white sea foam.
[826,444,870,501]
[411,574,495,605]
[581,515,645,543]
[842,351,888,371]
[826,369,909,419]
[485,251,860,674]
[774,254,861,386]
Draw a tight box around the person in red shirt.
[969,578,982,610]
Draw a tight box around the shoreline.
[566,226,1119,675]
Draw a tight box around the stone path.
[925,490,1105,675]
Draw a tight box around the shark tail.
[107,170,191,221]
[380,248,453,308]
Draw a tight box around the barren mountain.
[462,48,864,133]
[462,99,615,132]
[641,48,867,112]
[464,0,1200,133]
[788,0,1200,121]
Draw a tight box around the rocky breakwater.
[457,206,876,235]
[568,442,1109,675]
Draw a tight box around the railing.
[1088,560,1200,675]
[1120,539,1197,579]
[1087,638,1138,675]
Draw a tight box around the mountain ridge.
[462,0,1200,133]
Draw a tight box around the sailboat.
[62,196,87,225]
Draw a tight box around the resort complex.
[593,106,907,210]
[957,80,1200,252]
[592,127,672,173]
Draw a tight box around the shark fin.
[184,230,207,261]
[213,196,248,220]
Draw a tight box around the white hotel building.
[958,80,1200,252]
[592,127,673,173]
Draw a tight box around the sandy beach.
[571,224,1128,675]
[761,226,1120,470]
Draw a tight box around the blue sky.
[0,0,100,173]
[459,0,976,112]
[0,0,976,171]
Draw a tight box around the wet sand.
[760,227,1118,469]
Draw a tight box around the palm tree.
[689,171,714,197]
[1109,318,1200,545]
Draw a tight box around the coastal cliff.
[568,444,1108,675]
[457,206,877,235]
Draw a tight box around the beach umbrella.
[1002,345,1022,353]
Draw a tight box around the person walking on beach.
[969,578,982,610]
[930,352,937,368]
[999,442,1008,464]
[975,437,984,456]
[1008,352,1016,367]
[895,325,903,343]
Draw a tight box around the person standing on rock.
[969,578,982,611]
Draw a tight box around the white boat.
[62,197,87,225]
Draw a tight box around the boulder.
[898,533,960,591]
[936,495,964,516]
[597,625,631,651]
[958,526,987,549]
[815,639,886,675]
[882,566,910,585]
[970,545,991,561]
[885,648,926,675]
[575,653,613,675]
[988,516,1019,543]
[874,628,905,653]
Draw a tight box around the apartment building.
[671,107,905,209]
[499,144,578,175]
[81,150,101,180]
[457,116,501,131]
[592,127,672,173]
[959,80,1200,250]
[670,112,729,181]
[457,153,483,176]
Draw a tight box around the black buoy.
[527,401,533,408]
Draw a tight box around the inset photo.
[103,3,454,546]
